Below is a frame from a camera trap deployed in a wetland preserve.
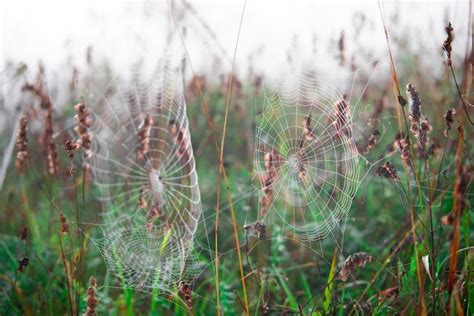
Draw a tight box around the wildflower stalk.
[378,4,427,313]
[446,124,468,313]
[443,22,474,125]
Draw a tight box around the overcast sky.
[0,0,470,78]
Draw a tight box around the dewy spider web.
[252,60,386,242]
[85,56,204,296]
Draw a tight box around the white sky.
[0,0,470,78]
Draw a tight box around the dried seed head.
[303,115,315,141]
[244,221,267,240]
[364,129,380,154]
[137,113,153,161]
[443,22,454,66]
[332,96,351,136]
[74,102,93,159]
[16,115,29,174]
[444,108,456,137]
[84,275,98,316]
[58,212,70,234]
[406,84,421,122]
[376,162,399,181]
[337,252,373,281]
[64,138,80,160]
[397,95,407,107]
[406,84,433,157]
[178,281,193,311]
[18,257,29,273]
[138,186,148,209]
[400,137,411,166]
[260,148,279,216]
[48,141,58,176]
[392,133,411,167]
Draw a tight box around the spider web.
[83,56,205,296]
[251,59,386,242]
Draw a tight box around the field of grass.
[0,2,473,315]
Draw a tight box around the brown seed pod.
[337,252,373,281]
[84,276,98,316]
[406,84,421,123]
[15,115,29,174]
[74,102,93,159]
[64,138,80,160]
[303,114,315,141]
[443,22,454,66]
[332,97,351,137]
[48,141,58,176]
[58,212,70,234]
[376,162,399,181]
[244,221,267,240]
[137,113,153,161]
[364,129,380,154]
[444,108,456,137]
[178,281,193,311]
[138,186,148,209]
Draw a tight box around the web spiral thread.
[254,72,361,241]
[87,58,203,294]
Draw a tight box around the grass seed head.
[16,115,29,174]
[444,108,456,137]
[337,252,373,281]
[443,22,454,66]
[58,212,70,234]
[74,102,93,159]
[406,83,421,123]
[376,162,399,181]
[137,113,153,161]
[84,276,98,316]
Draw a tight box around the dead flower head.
[337,252,373,281]
[16,115,29,174]
[442,22,454,66]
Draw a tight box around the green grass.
[1,21,473,315]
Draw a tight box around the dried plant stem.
[378,0,410,137]
[214,1,249,313]
[351,219,422,315]
[449,65,474,125]
[378,3,426,313]
[23,158,77,315]
[169,1,249,314]
[59,234,75,316]
[72,169,83,315]
[447,124,465,313]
